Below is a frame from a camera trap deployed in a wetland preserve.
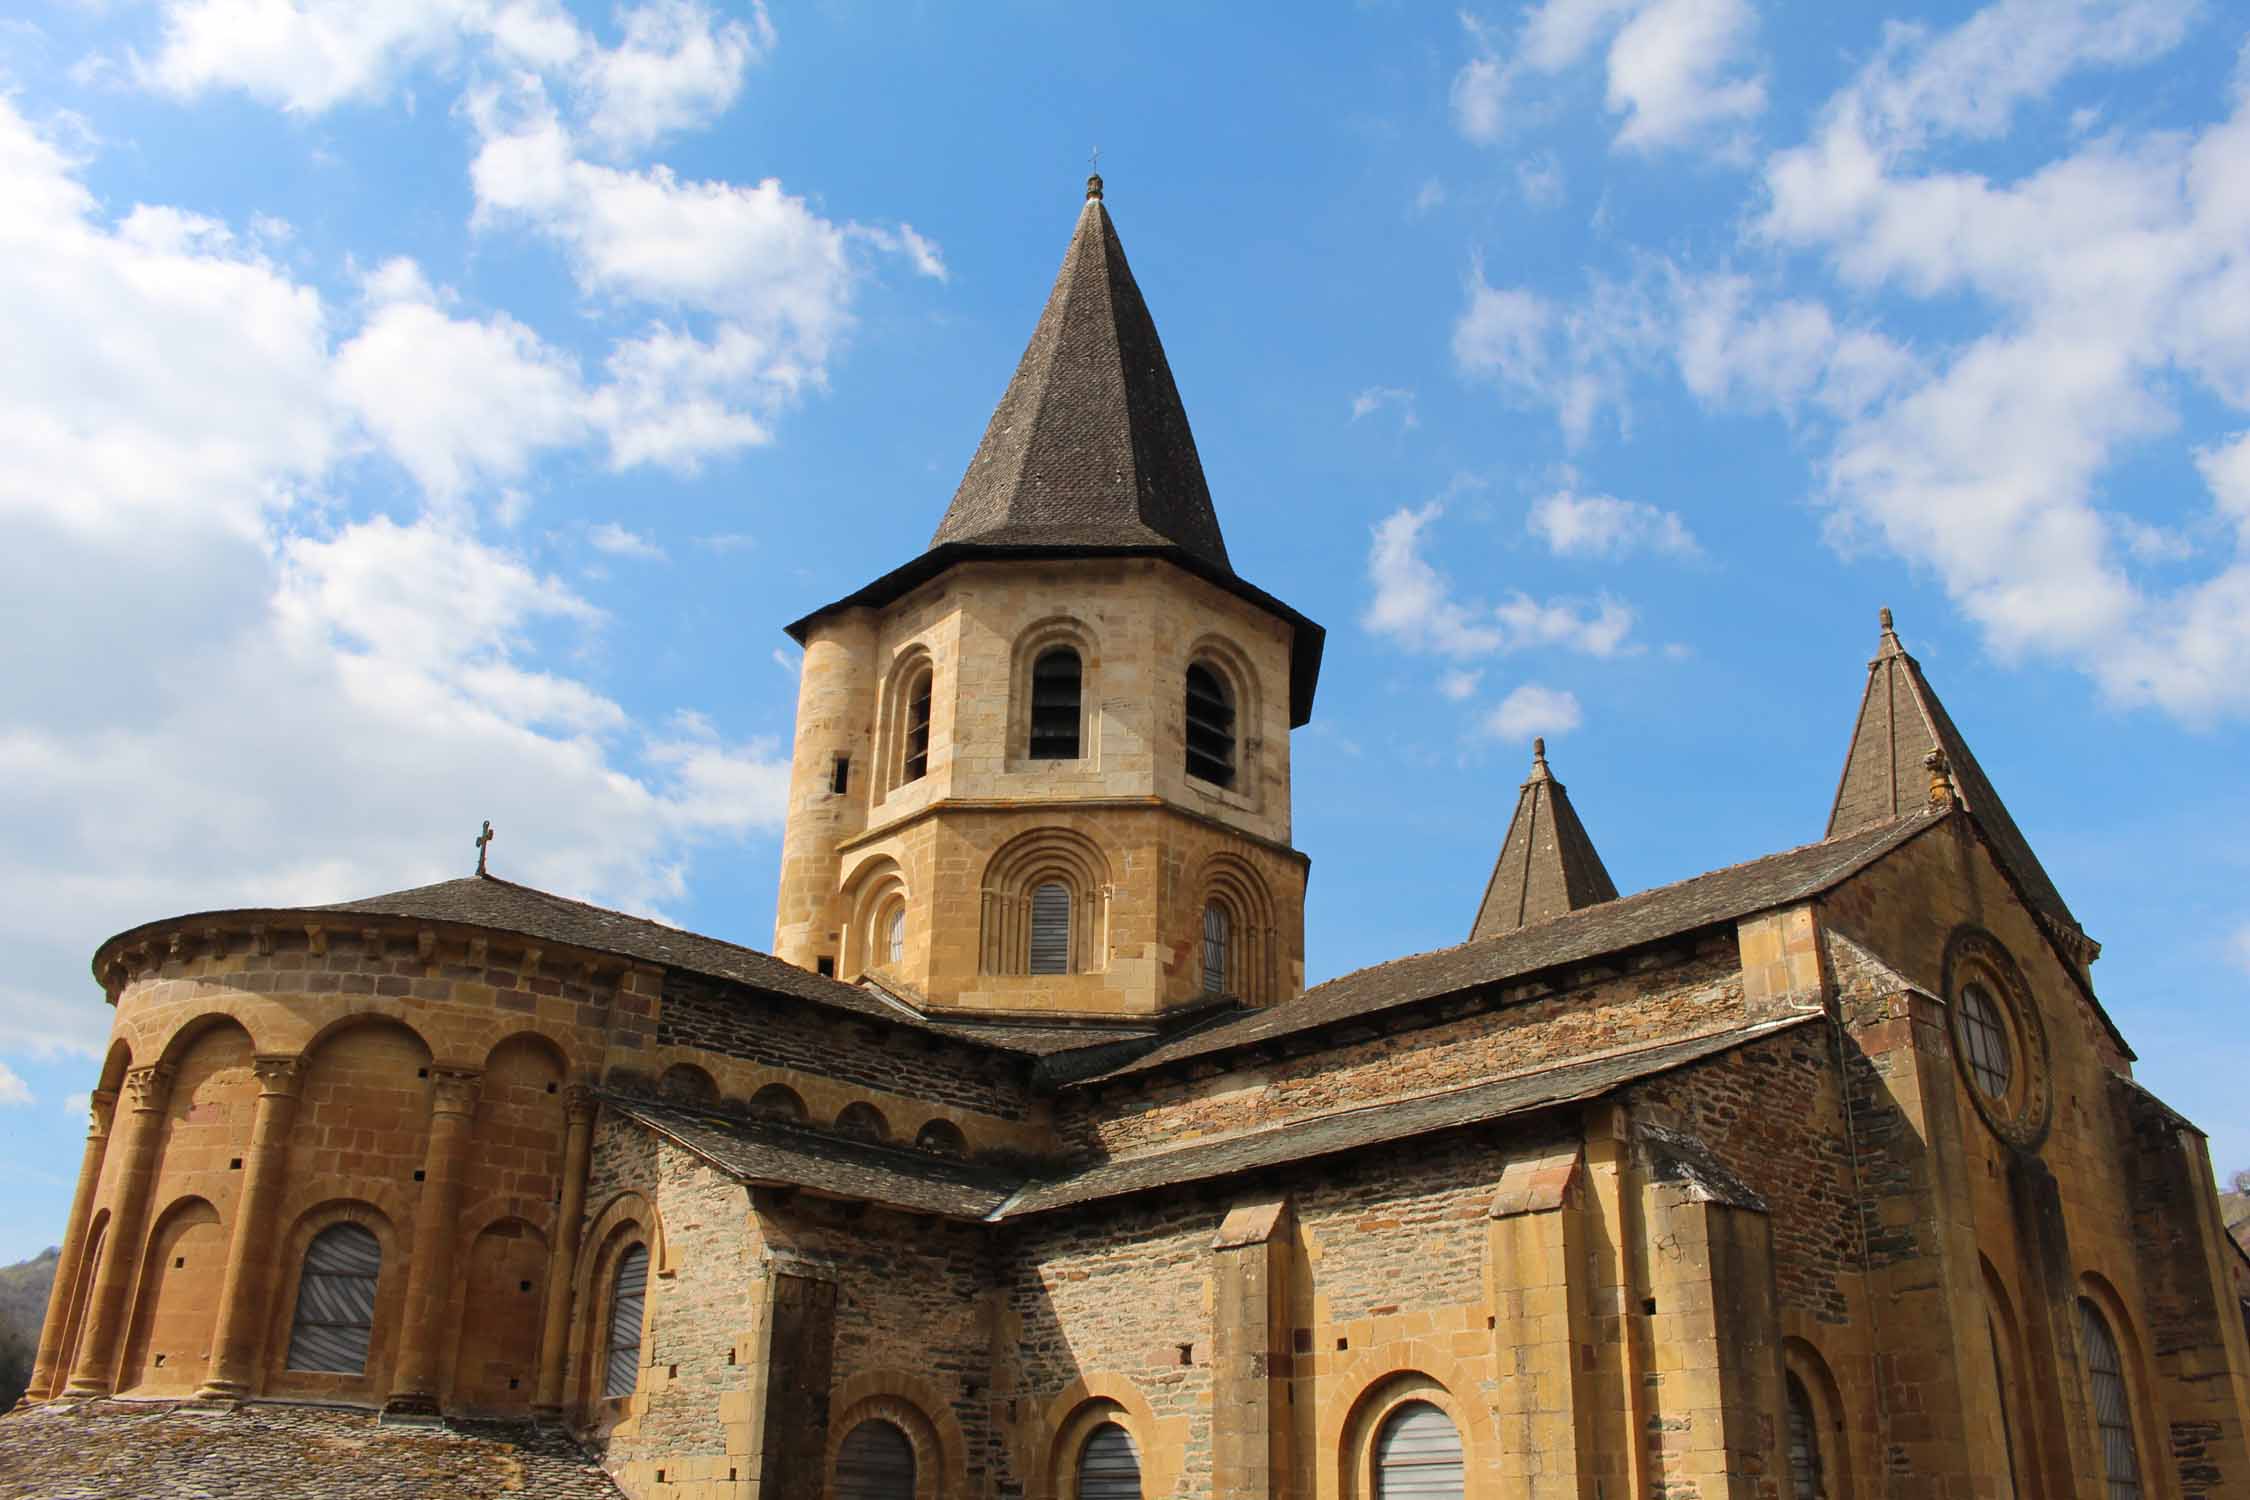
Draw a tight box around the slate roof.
[0,1399,622,1500]
[1079,810,1945,1083]
[1471,738,1619,940]
[996,1017,1817,1216]
[607,1095,1020,1220]
[610,1019,1817,1221]
[782,182,1326,725]
[1827,611,2089,953]
[931,177,1231,572]
[96,876,1123,1060]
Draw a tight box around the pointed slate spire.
[930,176,1232,572]
[1471,739,1620,941]
[1827,608,2094,958]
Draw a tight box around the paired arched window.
[1077,1421,1142,1499]
[900,664,934,784]
[1029,882,1073,974]
[1201,903,1230,994]
[604,1244,648,1399]
[285,1223,381,1374]
[2079,1300,2144,1500]
[1184,663,1236,787]
[1374,1400,1464,1498]
[1785,1373,1825,1500]
[836,1418,916,1500]
[1030,647,1083,759]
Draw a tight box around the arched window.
[836,1102,890,1143]
[604,1244,648,1399]
[1202,903,1230,994]
[1029,881,1073,975]
[2079,1300,2144,1500]
[748,1084,807,1123]
[1030,647,1083,760]
[1958,981,2013,1099]
[1077,1421,1142,1500]
[900,664,933,784]
[1785,1373,1826,1499]
[285,1223,382,1374]
[1374,1400,1463,1498]
[1184,663,1236,787]
[835,1418,916,1500]
[886,904,906,966]
[915,1119,967,1158]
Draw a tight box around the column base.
[57,1379,110,1401]
[380,1393,445,1425]
[192,1379,250,1403]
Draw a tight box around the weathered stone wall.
[1055,940,1745,1159]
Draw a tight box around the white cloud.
[0,1064,30,1107]
[1450,0,1764,155]
[64,1091,89,1121]
[1438,668,1483,701]
[1516,153,1565,208]
[1453,267,1659,446]
[2230,921,2250,977]
[582,0,771,152]
[697,532,755,553]
[1350,386,1417,426]
[0,94,793,1059]
[1482,683,1584,742]
[1528,488,1699,558]
[1413,178,1447,215]
[588,521,666,560]
[1737,8,2250,718]
[1365,502,1640,659]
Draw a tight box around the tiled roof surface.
[1079,811,1942,1083]
[607,1096,1020,1220]
[0,1399,622,1500]
[999,1017,1817,1216]
[931,185,1231,574]
[1471,743,1620,940]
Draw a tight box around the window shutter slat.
[1375,1402,1463,1499]
[1077,1423,1142,1499]
[604,1245,649,1399]
[286,1224,382,1375]
[835,1419,916,1500]
[1029,882,1072,975]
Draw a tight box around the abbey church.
[10,178,2250,1500]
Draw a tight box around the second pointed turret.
[1471,739,1619,940]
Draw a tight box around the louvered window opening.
[1077,1422,1142,1500]
[835,1418,916,1500]
[886,906,905,965]
[1030,648,1082,759]
[1184,664,1235,787]
[1375,1401,1464,1499]
[1202,904,1230,995]
[1785,1374,1824,1500]
[1959,982,2013,1099]
[901,673,933,783]
[1029,881,1072,975]
[604,1244,648,1399]
[2080,1301,2144,1500]
[285,1223,381,1374]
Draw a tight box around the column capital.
[86,1088,119,1139]
[251,1054,305,1096]
[120,1063,174,1113]
[563,1082,598,1122]
[428,1066,482,1117]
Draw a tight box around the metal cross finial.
[475,820,495,877]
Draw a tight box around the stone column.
[533,1084,597,1418]
[740,1267,838,1497]
[195,1055,304,1401]
[385,1066,481,1417]
[1210,1197,1292,1500]
[1487,1144,1595,1500]
[63,1064,173,1398]
[27,1088,118,1401]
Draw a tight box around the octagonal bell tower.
[773,176,1323,1021]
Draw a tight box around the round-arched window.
[1077,1420,1142,1499]
[748,1084,807,1123]
[285,1223,382,1374]
[603,1243,648,1399]
[1374,1400,1463,1498]
[1029,881,1073,975]
[1201,903,1230,995]
[2079,1300,2144,1500]
[1785,1372,1825,1499]
[835,1417,916,1500]
[1184,663,1236,788]
[886,905,906,966]
[836,1102,890,1143]
[1030,646,1083,760]
[915,1119,968,1158]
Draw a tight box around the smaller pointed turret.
[1827,607,2093,960]
[1471,739,1619,940]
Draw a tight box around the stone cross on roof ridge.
[1470,740,1619,941]
[928,180,1232,572]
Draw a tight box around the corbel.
[167,931,188,963]
[417,927,437,973]
[468,938,488,969]
[520,945,543,978]
[360,927,383,959]
[251,924,273,957]
[304,924,328,956]
[202,926,225,958]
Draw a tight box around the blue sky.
[2,0,2247,1262]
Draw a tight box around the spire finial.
[1086,146,1103,201]
[1532,736,1546,764]
[1879,605,1894,633]
[475,819,495,877]
[1923,749,1955,809]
